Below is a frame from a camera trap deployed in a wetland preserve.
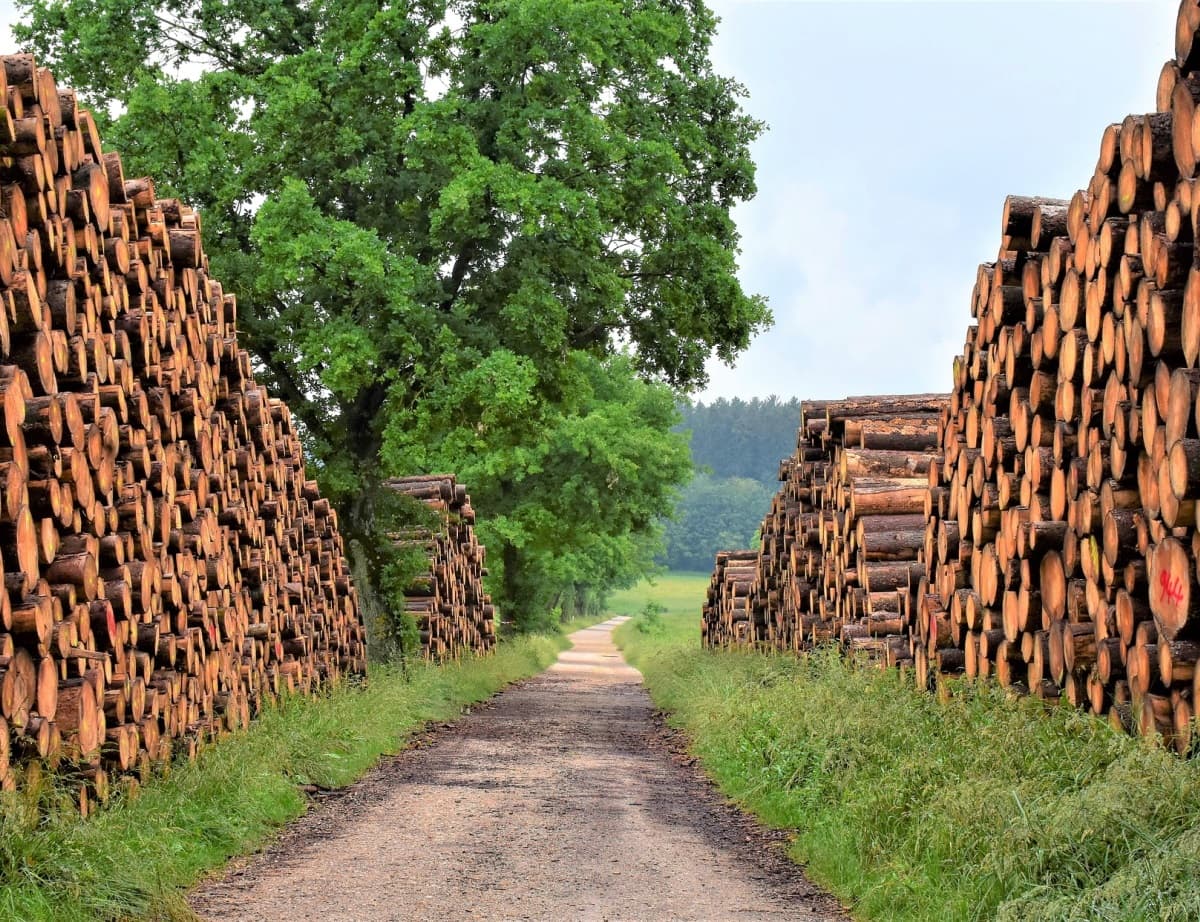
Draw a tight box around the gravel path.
[191,618,846,922]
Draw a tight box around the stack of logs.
[702,395,945,661]
[911,2,1200,753]
[701,549,759,646]
[0,54,364,809]
[386,475,495,658]
[705,3,1200,753]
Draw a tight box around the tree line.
[678,396,801,481]
[16,0,769,631]
[660,397,799,572]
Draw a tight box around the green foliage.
[634,600,666,635]
[617,611,1200,922]
[659,473,774,571]
[0,633,569,921]
[348,489,440,661]
[658,397,798,571]
[375,550,426,659]
[677,396,800,482]
[15,0,769,628]
[384,351,693,628]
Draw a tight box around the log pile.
[701,549,759,647]
[385,475,495,658]
[802,397,945,663]
[910,4,1200,751]
[703,396,945,658]
[704,4,1200,752]
[0,54,364,809]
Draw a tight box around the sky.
[0,1,1181,403]
[697,0,1180,402]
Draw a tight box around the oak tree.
[16,0,768,624]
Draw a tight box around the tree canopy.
[658,473,775,572]
[15,0,768,626]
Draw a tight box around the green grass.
[606,571,709,619]
[0,632,569,922]
[617,608,1200,922]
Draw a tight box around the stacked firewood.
[0,55,364,809]
[701,549,758,647]
[755,468,805,650]
[703,3,1200,752]
[704,397,944,656]
[907,4,1200,751]
[813,397,944,664]
[781,5,1200,752]
[748,397,945,654]
[386,475,495,658]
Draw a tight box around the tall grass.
[0,632,568,922]
[618,610,1200,921]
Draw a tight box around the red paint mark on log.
[1160,569,1186,606]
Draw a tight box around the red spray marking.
[1159,569,1185,607]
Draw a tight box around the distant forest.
[660,397,800,572]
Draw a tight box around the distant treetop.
[677,396,800,483]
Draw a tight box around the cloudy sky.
[0,1,1182,404]
[698,0,1180,402]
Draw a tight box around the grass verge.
[617,608,1200,922]
[0,631,569,922]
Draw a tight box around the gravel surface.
[190,618,847,922]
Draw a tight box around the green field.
[605,571,709,619]
[616,608,1200,922]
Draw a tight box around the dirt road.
[191,618,845,922]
